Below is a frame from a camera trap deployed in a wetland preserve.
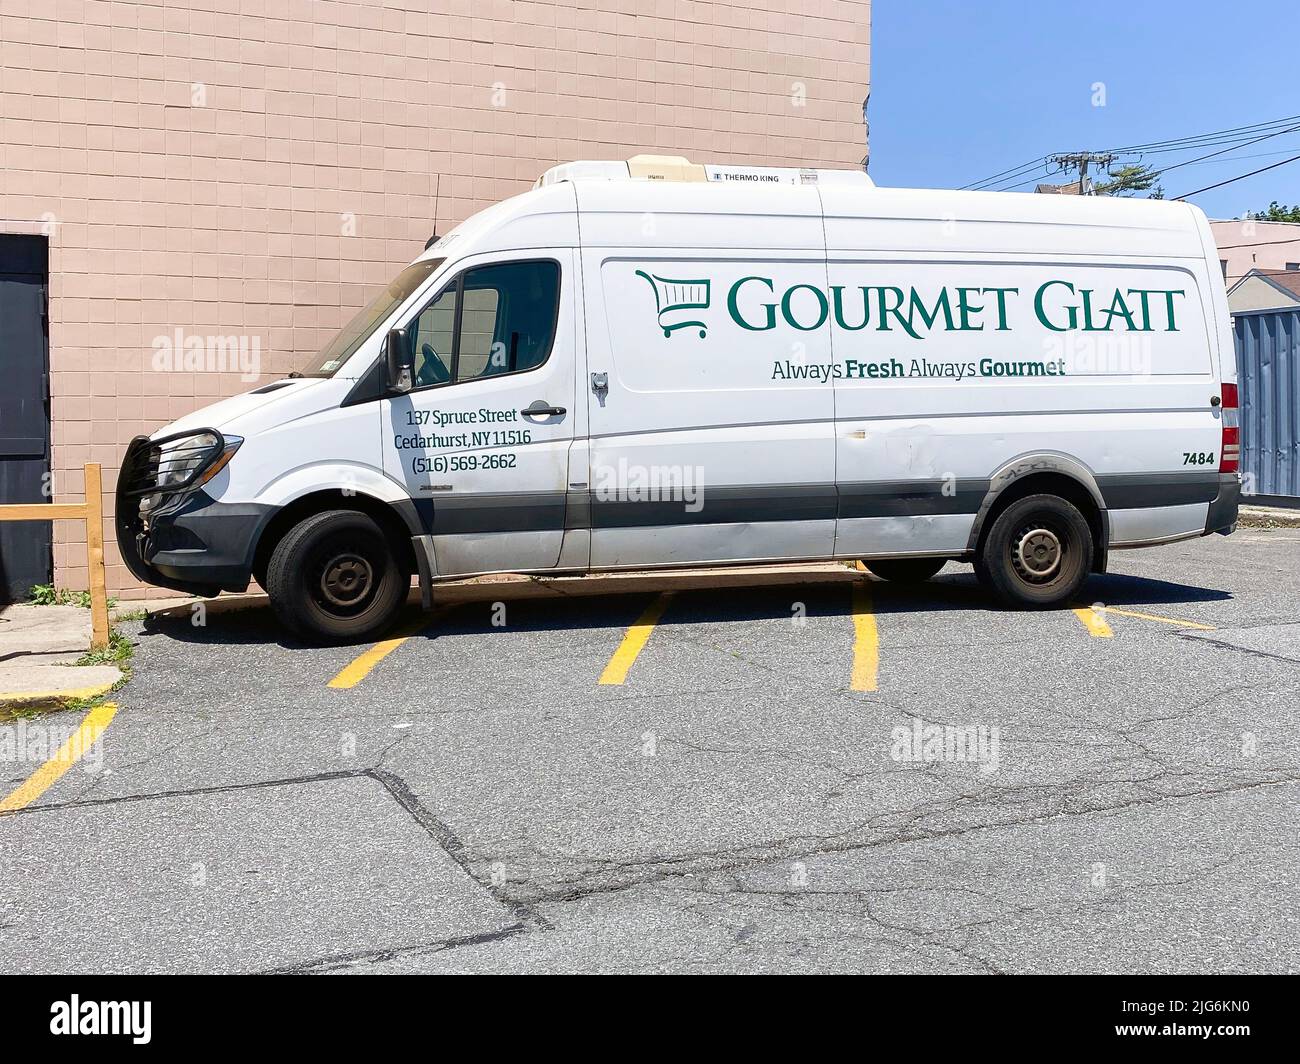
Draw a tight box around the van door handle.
[521,402,566,417]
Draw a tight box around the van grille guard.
[115,430,226,581]
[117,429,226,499]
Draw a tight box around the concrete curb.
[0,664,122,710]
[1238,506,1300,529]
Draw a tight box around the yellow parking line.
[599,593,673,685]
[328,636,410,689]
[327,615,441,689]
[1100,607,1215,631]
[850,580,879,691]
[0,702,118,813]
[1073,606,1115,638]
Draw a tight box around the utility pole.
[1047,152,1117,196]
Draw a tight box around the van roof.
[418,161,1208,266]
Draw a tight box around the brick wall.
[0,0,871,595]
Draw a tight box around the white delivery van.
[116,155,1241,643]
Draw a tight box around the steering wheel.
[418,342,450,386]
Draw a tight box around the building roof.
[1209,218,1300,227]
[1227,268,1300,303]
[1034,181,1082,195]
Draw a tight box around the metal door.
[1234,308,1300,503]
[0,234,52,602]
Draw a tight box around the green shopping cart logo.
[636,270,711,339]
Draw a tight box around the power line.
[960,112,1300,195]
[959,159,1038,190]
[1105,113,1300,155]
[989,167,1054,193]
[965,164,1049,192]
[991,169,1068,194]
[1130,127,1300,159]
[960,157,1050,192]
[1138,132,1298,156]
[987,166,1055,193]
[1171,146,1300,171]
[1144,123,1300,183]
[995,140,1300,196]
[1174,153,1300,201]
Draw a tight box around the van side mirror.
[383,327,413,394]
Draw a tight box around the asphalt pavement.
[1,529,1297,973]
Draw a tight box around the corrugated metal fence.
[1233,308,1300,503]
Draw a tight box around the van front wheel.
[978,494,1093,608]
[266,510,408,644]
[861,558,947,583]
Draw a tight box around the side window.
[455,261,560,382]
[455,285,501,380]
[408,284,455,387]
[402,259,560,390]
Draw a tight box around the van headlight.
[134,430,242,514]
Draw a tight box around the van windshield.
[295,258,444,377]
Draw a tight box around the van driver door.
[380,252,579,576]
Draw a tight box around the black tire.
[977,494,1093,608]
[861,557,947,583]
[265,510,407,643]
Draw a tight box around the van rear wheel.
[861,558,947,583]
[978,494,1093,608]
[266,510,408,644]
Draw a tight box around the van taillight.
[1220,383,1239,473]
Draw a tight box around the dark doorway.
[0,234,52,603]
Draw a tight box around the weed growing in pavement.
[59,630,136,712]
[28,585,118,610]
[75,630,133,669]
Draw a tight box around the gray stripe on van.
[414,492,568,534]
[1095,472,1220,510]
[410,473,1215,536]
[838,479,989,519]
[592,483,838,528]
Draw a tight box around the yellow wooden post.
[0,466,110,649]
[0,503,87,520]
[83,462,110,651]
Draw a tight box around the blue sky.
[869,1,1300,219]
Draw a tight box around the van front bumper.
[129,495,272,594]
[1204,472,1241,536]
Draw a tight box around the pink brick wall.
[0,0,871,596]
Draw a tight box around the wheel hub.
[1012,527,1062,581]
[320,552,374,607]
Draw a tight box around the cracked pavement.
[1,528,1297,973]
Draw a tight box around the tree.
[1094,163,1162,198]
[1249,201,1300,222]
